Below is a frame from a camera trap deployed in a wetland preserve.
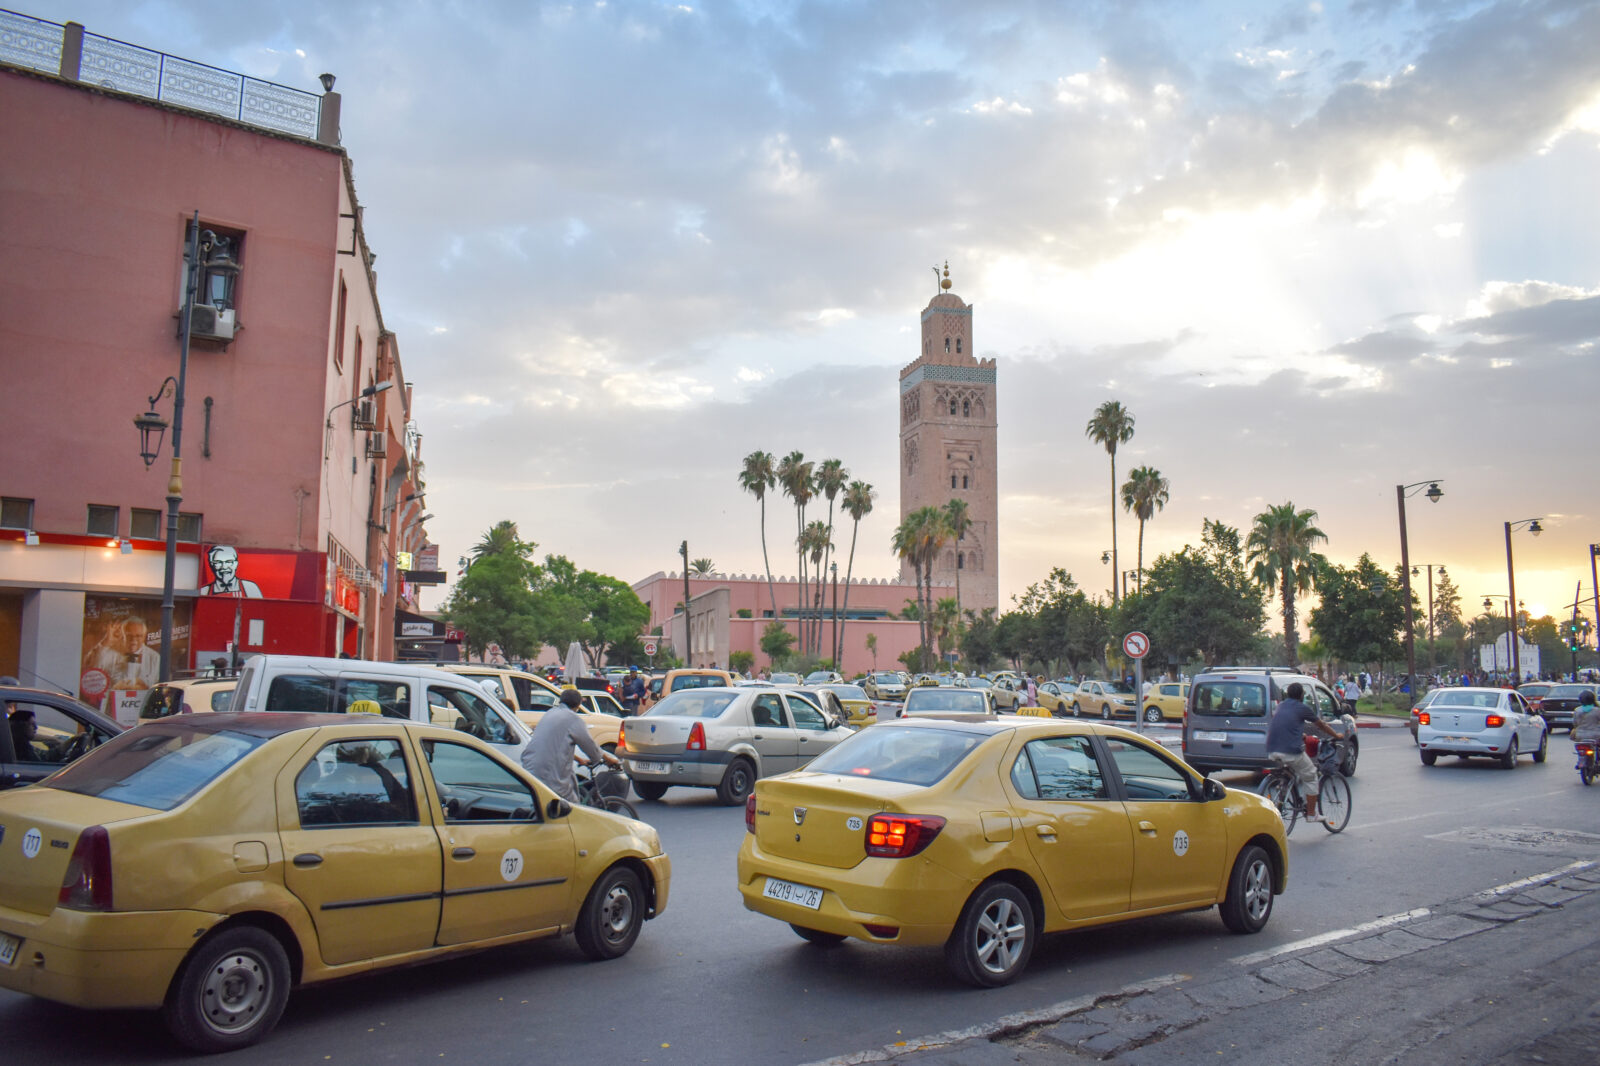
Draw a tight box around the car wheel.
[162,925,291,1053]
[1219,845,1274,934]
[944,881,1035,988]
[633,781,669,802]
[1420,750,1437,766]
[1532,730,1548,764]
[716,757,756,806]
[574,865,644,960]
[1500,738,1518,770]
[1143,707,1163,724]
[1340,742,1358,778]
[1100,704,1111,720]
[790,923,846,947]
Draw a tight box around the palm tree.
[1085,401,1136,603]
[471,520,525,562]
[689,558,715,576]
[776,451,814,649]
[738,451,779,620]
[910,505,952,670]
[1119,466,1170,593]
[892,518,926,668]
[1246,502,1329,666]
[836,480,876,665]
[802,519,832,657]
[865,632,878,670]
[944,498,972,626]
[932,596,960,665]
[814,459,848,653]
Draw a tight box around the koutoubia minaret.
[898,263,998,614]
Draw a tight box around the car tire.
[1533,730,1548,764]
[1420,750,1437,766]
[1143,707,1162,724]
[1100,704,1112,720]
[1500,738,1518,770]
[944,881,1035,988]
[162,925,292,1053]
[716,757,756,806]
[790,923,846,946]
[574,865,644,960]
[1219,845,1274,934]
[633,781,669,802]
[1340,742,1358,778]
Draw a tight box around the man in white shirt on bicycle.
[1265,682,1343,824]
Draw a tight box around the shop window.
[87,505,119,537]
[178,513,202,543]
[0,497,33,529]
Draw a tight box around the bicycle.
[574,759,640,820]
[1259,735,1353,836]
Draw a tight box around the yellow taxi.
[737,717,1286,986]
[815,683,879,727]
[1141,681,1190,723]
[0,713,670,1052]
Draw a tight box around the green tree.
[911,505,953,669]
[1120,465,1169,591]
[729,649,755,675]
[1308,554,1405,671]
[446,523,541,659]
[760,620,796,666]
[528,555,650,669]
[1137,519,1264,668]
[836,480,876,666]
[892,520,927,667]
[1246,502,1328,666]
[961,608,1000,672]
[932,597,961,664]
[994,610,1032,672]
[689,558,715,576]
[1085,400,1135,604]
[470,519,528,563]
[739,451,780,620]
[777,451,815,651]
[1526,615,1566,674]
[865,632,878,670]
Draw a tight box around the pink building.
[0,13,435,713]
[630,570,950,675]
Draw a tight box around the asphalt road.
[4,725,1599,1065]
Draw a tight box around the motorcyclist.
[1572,690,1600,743]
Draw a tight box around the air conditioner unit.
[353,399,377,430]
[190,304,236,342]
[364,431,387,459]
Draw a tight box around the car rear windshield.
[1432,691,1503,709]
[804,726,983,786]
[1191,681,1268,717]
[45,723,266,810]
[646,690,737,718]
[904,689,988,713]
[871,673,900,683]
[824,685,868,700]
[672,674,725,690]
[1104,681,1136,695]
[1548,685,1592,698]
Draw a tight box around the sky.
[28,0,1600,635]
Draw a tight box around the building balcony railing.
[1,7,325,141]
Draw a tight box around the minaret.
[898,263,999,614]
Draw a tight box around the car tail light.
[1577,743,1596,756]
[745,794,756,833]
[1418,711,1431,725]
[687,722,706,751]
[1486,714,1505,728]
[617,723,628,753]
[59,826,113,911]
[864,814,946,858]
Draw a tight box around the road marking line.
[1472,859,1598,899]
[1229,908,1431,967]
[1362,788,1577,830]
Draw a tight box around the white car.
[1417,687,1548,768]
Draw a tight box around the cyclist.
[521,688,620,803]
[1265,682,1343,824]
[1572,690,1600,743]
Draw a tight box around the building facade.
[899,265,999,614]
[0,13,432,717]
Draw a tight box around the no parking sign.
[1122,631,1150,660]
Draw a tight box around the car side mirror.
[1202,778,1226,802]
[546,797,571,820]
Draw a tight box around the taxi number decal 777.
[763,877,823,910]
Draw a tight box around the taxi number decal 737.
[763,877,823,910]
[0,933,20,967]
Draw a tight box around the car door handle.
[1034,825,1057,840]
[1138,821,1158,835]
[452,847,476,860]
[292,853,323,867]
[753,733,765,739]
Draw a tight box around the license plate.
[631,760,670,775]
[763,877,823,910]
[1193,730,1227,742]
[0,933,19,967]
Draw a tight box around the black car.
[1534,684,1597,733]
[2,685,125,788]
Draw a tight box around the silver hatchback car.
[1417,687,1548,768]
[620,687,853,804]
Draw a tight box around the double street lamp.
[1504,518,1543,680]
[1482,595,1519,679]
[1101,550,1140,598]
[1396,480,1443,701]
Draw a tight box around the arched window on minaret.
[956,337,962,353]
[957,553,964,570]
[949,398,957,415]
[951,474,957,489]
[944,336,950,353]
[962,474,969,489]
[962,399,970,417]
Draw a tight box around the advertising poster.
[80,595,192,711]
[200,544,321,601]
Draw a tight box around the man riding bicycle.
[1266,682,1343,825]
[522,688,621,803]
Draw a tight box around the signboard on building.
[418,545,439,571]
[79,595,191,711]
[199,545,322,601]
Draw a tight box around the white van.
[230,655,530,759]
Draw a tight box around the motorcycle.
[1576,739,1598,786]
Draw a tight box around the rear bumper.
[0,906,225,1009]
[1418,732,1513,757]
[624,749,734,788]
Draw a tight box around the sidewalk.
[803,862,1600,1066]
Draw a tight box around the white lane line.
[1229,908,1431,967]
[1361,787,1579,830]
[1472,859,1598,899]
[795,972,1190,1066]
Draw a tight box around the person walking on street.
[521,689,620,804]
[1266,682,1343,823]
[621,669,645,715]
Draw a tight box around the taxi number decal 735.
[0,933,20,967]
[763,877,823,910]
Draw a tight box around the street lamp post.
[1396,481,1443,703]
[679,540,691,666]
[1504,518,1543,680]
[1410,563,1446,678]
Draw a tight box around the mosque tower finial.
[941,260,952,291]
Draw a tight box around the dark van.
[1182,667,1357,776]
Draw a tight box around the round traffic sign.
[1122,631,1150,659]
[643,641,658,656]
